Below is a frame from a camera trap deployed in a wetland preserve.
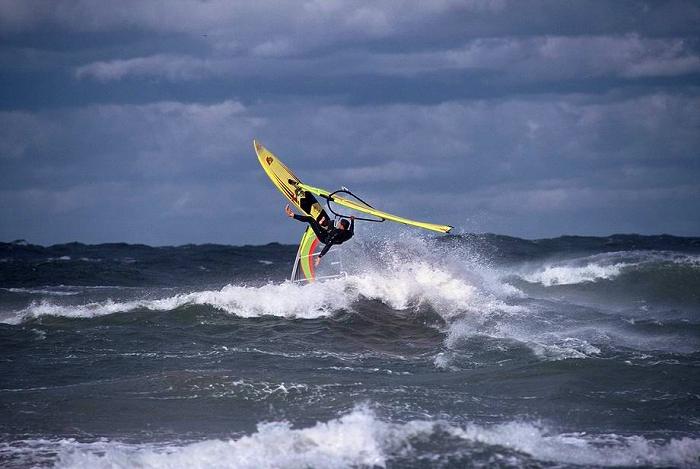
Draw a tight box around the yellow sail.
[296,183,452,234]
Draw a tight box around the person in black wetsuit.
[285,204,354,266]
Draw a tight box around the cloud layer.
[1,0,698,244]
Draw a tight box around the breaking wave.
[514,251,700,286]
[521,261,629,286]
[4,239,698,364]
[2,280,346,324]
[14,407,695,468]
[2,234,512,325]
[3,259,516,324]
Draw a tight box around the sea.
[0,233,699,468]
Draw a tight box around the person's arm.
[286,204,310,223]
[293,214,312,223]
[285,204,294,218]
[349,216,355,235]
[314,241,333,266]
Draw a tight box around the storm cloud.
[1,0,699,244]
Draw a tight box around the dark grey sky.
[1,0,699,245]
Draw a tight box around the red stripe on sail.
[308,238,319,280]
[271,174,298,203]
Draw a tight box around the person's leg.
[293,205,330,242]
[292,214,313,223]
[307,218,330,243]
[299,191,314,214]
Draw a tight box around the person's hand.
[350,215,355,220]
[285,204,294,218]
[314,256,321,267]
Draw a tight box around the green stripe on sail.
[299,227,317,282]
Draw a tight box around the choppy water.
[1,234,699,468]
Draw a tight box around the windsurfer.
[285,204,354,265]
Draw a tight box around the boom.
[296,182,452,234]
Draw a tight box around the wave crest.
[44,407,700,468]
[515,251,700,287]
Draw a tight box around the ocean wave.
[514,251,700,287]
[0,257,645,363]
[5,244,695,362]
[438,321,604,366]
[3,254,516,326]
[520,261,630,286]
[10,407,695,468]
[3,287,81,296]
[2,280,349,324]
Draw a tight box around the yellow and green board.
[254,140,328,223]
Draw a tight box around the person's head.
[338,219,350,230]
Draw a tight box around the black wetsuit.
[292,214,354,258]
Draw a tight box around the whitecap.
[35,407,700,469]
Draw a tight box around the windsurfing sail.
[291,227,319,282]
[296,182,452,234]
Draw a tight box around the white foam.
[671,253,700,267]
[516,250,700,287]
[351,262,483,317]
[152,280,352,319]
[2,299,139,324]
[527,337,602,360]
[26,407,699,468]
[5,287,80,296]
[521,262,629,286]
[53,408,391,469]
[345,233,524,318]
[448,420,700,467]
[3,246,516,326]
[2,279,352,324]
